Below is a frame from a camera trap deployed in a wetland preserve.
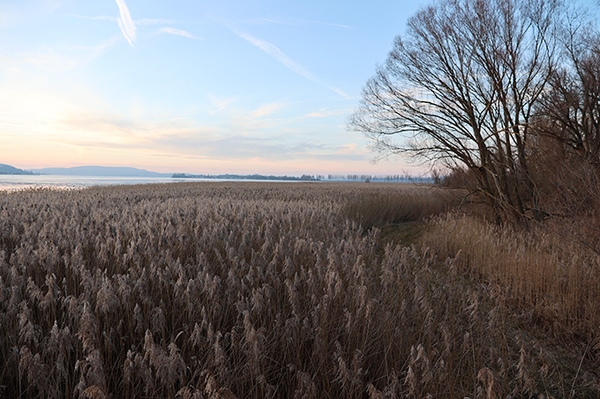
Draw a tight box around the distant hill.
[31,166,170,177]
[0,164,35,175]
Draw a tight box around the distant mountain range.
[0,164,173,177]
[0,164,35,175]
[30,166,171,177]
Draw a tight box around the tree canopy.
[350,0,600,221]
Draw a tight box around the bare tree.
[537,23,600,166]
[524,15,600,215]
[349,0,563,221]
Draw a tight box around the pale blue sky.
[3,0,597,175]
[0,0,434,175]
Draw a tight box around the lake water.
[0,175,215,191]
[0,175,419,191]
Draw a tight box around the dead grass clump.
[422,213,600,341]
[342,185,458,229]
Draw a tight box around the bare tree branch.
[349,0,564,221]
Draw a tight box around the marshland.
[5,0,600,395]
[1,181,599,398]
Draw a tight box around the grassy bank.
[0,182,598,397]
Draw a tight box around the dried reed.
[0,182,596,397]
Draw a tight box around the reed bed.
[341,185,458,229]
[422,214,600,341]
[0,182,596,398]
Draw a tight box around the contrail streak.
[115,0,136,46]
[233,29,349,99]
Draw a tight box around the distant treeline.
[172,173,319,181]
[172,173,432,183]
[326,174,433,183]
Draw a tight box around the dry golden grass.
[422,214,600,340]
[0,182,597,398]
[341,184,458,230]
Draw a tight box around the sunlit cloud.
[207,94,239,113]
[115,0,136,46]
[151,133,367,163]
[72,37,120,61]
[51,108,369,165]
[230,28,349,99]
[159,27,202,41]
[336,143,358,154]
[0,36,119,72]
[250,102,284,118]
[0,90,400,174]
[0,12,392,174]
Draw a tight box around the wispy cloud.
[250,17,354,30]
[115,0,136,46]
[0,36,119,72]
[250,102,284,118]
[151,133,365,162]
[69,13,187,45]
[305,108,352,118]
[136,18,173,26]
[302,19,355,29]
[73,36,120,58]
[67,14,117,22]
[208,94,239,113]
[231,28,349,99]
[68,14,172,26]
[159,27,202,41]
[55,108,367,163]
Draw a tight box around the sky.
[0,0,437,176]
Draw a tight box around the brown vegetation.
[0,182,599,398]
[423,214,600,338]
[341,185,458,230]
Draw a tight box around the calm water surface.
[0,175,307,191]
[0,175,212,191]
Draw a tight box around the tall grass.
[422,214,600,341]
[0,182,596,397]
[341,185,457,229]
